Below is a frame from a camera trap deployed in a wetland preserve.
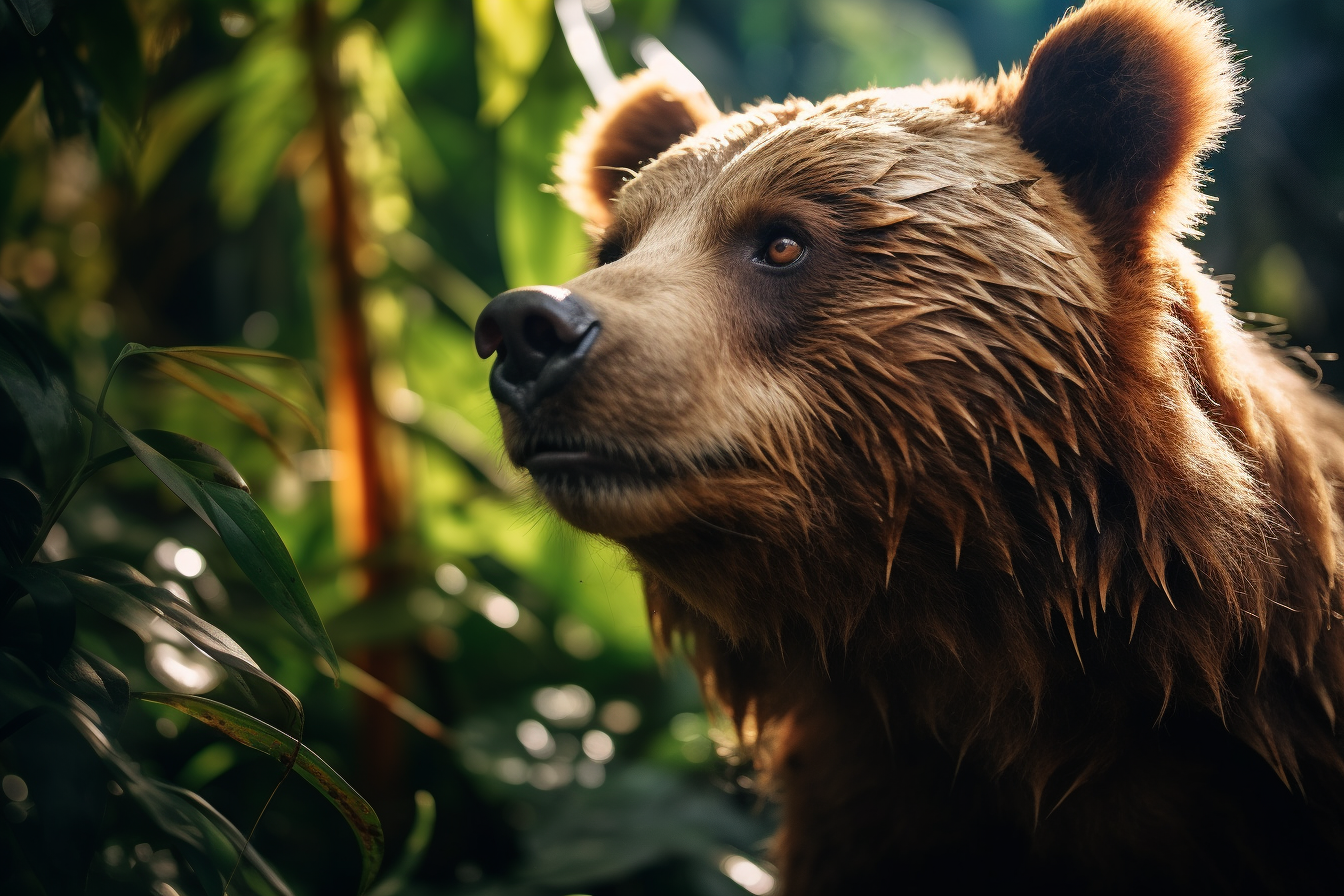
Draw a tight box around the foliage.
[0,299,379,894]
[0,0,1338,895]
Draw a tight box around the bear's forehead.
[610,88,1047,233]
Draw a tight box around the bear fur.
[487,0,1344,891]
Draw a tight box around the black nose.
[474,286,601,415]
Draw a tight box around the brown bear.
[473,0,1344,891]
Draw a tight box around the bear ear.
[556,69,721,231]
[1003,0,1241,248]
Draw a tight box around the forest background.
[1,1,1341,894]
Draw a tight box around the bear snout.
[475,285,602,416]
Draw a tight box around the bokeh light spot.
[172,546,205,578]
[599,699,640,734]
[481,593,520,628]
[581,729,614,763]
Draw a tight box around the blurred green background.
[0,1,1340,894]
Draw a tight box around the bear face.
[476,0,1344,890]
[497,88,1119,642]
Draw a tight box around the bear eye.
[762,236,804,267]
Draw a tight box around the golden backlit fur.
[491,0,1344,890]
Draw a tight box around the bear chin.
[527,469,698,540]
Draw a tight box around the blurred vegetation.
[0,1,1340,895]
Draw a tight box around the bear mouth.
[517,433,729,491]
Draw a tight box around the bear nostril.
[523,314,565,357]
[474,315,504,359]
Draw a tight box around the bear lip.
[523,449,640,478]
[517,434,730,487]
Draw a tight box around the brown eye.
[764,236,803,266]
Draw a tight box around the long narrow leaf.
[110,344,323,444]
[4,565,75,663]
[200,480,337,672]
[0,651,291,896]
[148,356,288,460]
[100,417,338,672]
[108,421,218,531]
[0,311,84,491]
[63,704,293,896]
[139,692,384,894]
[51,557,303,732]
[135,430,250,490]
[367,791,435,896]
[160,349,324,445]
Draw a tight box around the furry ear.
[1004,0,1241,248]
[557,70,720,231]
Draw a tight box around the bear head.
[474,0,1344,774]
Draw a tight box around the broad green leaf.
[139,692,385,894]
[8,0,53,35]
[35,28,101,138]
[100,418,338,672]
[137,69,233,196]
[0,478,41,568]
[473,0,553,125]
[0,309,85,491]
[4,565,74,664]
[107,420,217,529]
[495,53,590,287]
[801,0,976,97]
[213,25,311,228]
[44,568,160,638]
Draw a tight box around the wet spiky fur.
[499,1,1344,891]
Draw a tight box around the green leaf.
[473,0,553,125]
[203,480,337,667]
[49,647,129,737]
[139,692,385,894]
[69,0,144,128]
[495,49,590,288]
[0,308,85,492]
[35,27,101,138]
[0,29,38,133]
[134,429,251,491]
[46,568,160,638]
[61,703,294,896]
[101,419,339,673]
[7,0,53,35]
[4,564,74,664]
[367,790,436,896]
[137,69,234,196]
[213,25,312,228]
[108,343,325,448]
[0,478,42,569]
[52,556,303,730]
[0,651,290,896]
